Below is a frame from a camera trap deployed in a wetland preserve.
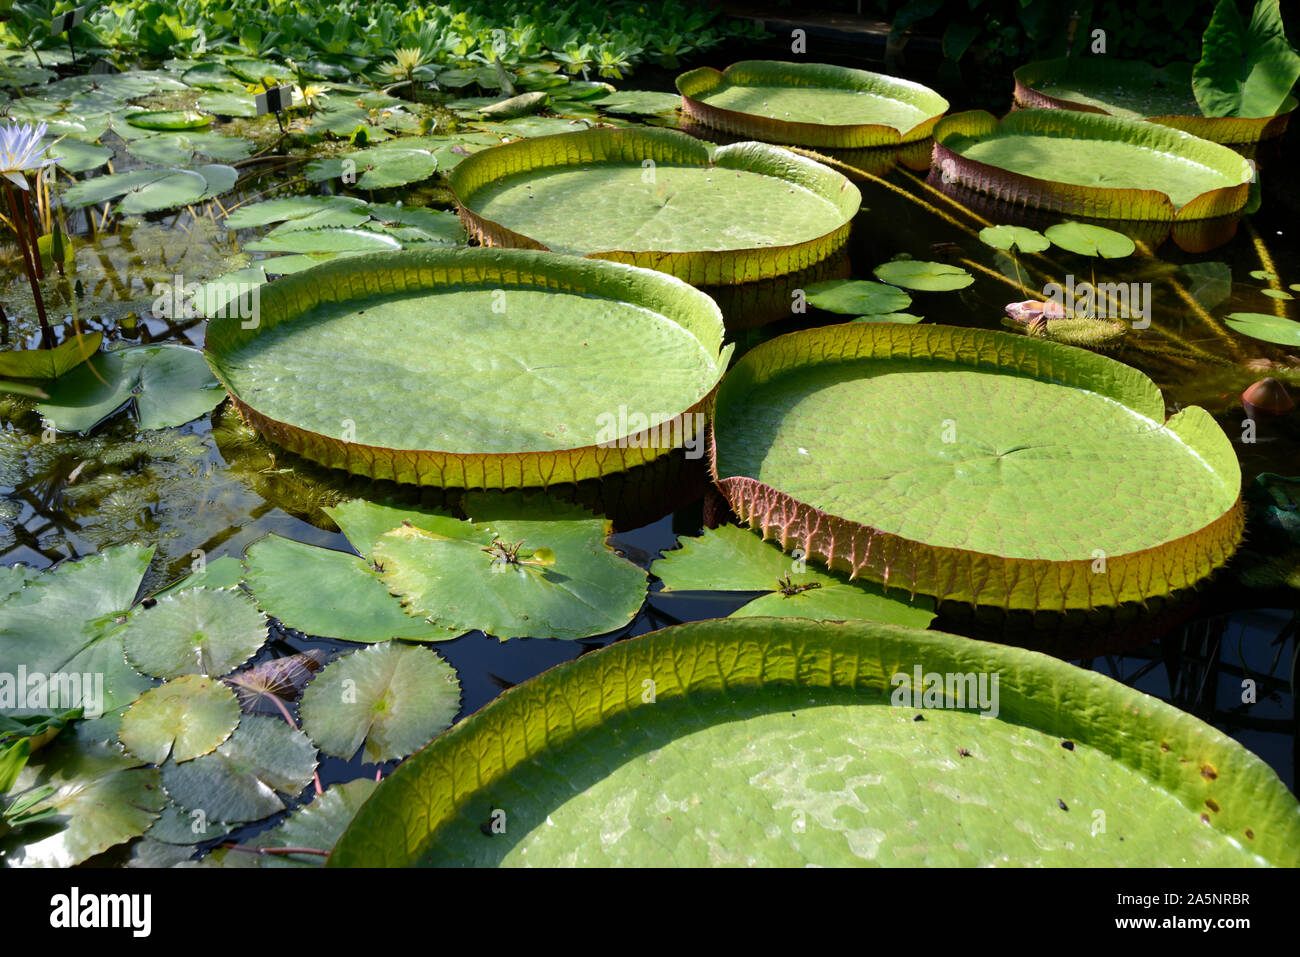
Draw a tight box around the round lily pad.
[677,60,948,148]
[805,280,911,315]
[710,323,1243,611]
[872,260,974,291]
[118,675,240,764]
[1045,222,1136,259]
[933,109,1253,221]
[978,224,1051,254]
[299,642,461,762]
[125,109,213,131]
[122,586,267,678]
[203,247,730,488]
[449,127,860,285]
[1225,312,1300,347]
[329,617,1300,867]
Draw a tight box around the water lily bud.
[1242,377,1295,419]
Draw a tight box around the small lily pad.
[805,279,912,315]
[118,675,241,764]
[1225,312,1300,347]
[125,109,213,131]
[872,260,974,291]
[978,224,1051,254]
[300,642,461,763]
[123,586,268,678]
[1262,288,1294,300]
[1045,221,1136,258]
[234,779,379,866]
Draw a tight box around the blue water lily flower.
[0,121,57,190]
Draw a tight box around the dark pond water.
[2,42,1296,859]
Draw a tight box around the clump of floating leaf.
[329,617,1300,866]
[372,492,647,640]
[118,675,241,765]
[448,127,860,286]
[203,247,730,488]
[932,109,1252,221]
[652,523,934,625]
[1013,57,1295,145]
[161,714,317,825]
[676,60,948,148]
[215,779,378,867]
[710,323,1243,611]
[243,534,454,642]
[300,642,460,763]
[123,586,267,678]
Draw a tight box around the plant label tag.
[50,6,84,34]
[255,85,293,116]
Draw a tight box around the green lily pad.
[45,137,113,173]
[0,729,165,867]
[125,109,213,131]
[144,800,233,846]
[203,247,729,488]
[365,203,464,243]
[234,779,378,866]
[330,617,1300,867]
[62,168,209,214]
[590,89,681,115]
[196,91,258,117]
[324,499,467,559]
[153,555,246,597]
[305,147,438,189]
[0,545,154,715]
[450,127,860,285]
[1045,222,1137,259]
[372,492,647,640]
[1262,289,1294,300]
[1225,312,1300,347]
[978,224,1051,254]
[872,260,974,291]
[677,60,948,147]
[118,675,240,764]
[37,344,224,433]
[299,642,460,763]
[242,534,454,642]
[711,323,1243,611]
[127,131,253,165]
[934,109,1252,219]
[0,332,102,381]
[160,714,317,824]
[223,195,368,230]
[243,227,402,254]
[122,587,267,678]
[805,280,911,315]
[653,523,935,625]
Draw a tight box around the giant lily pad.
[933,109,1253,221]
[329,617,1300,867]
[710,324,1243,611]
[1014,57,1295,145]
[449,127,860,285]
[204,247,730,488]
[677,60,948,148]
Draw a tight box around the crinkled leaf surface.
[160,714,317,824]
[300,642,461,762]
[37,344,223,433]
[243,534,452,642]
[653,524,934,626]
[711,324,1242,610]
[118,675,240,764]
[123,586,267,678]
[373,493,647,640]
[330,617,1300,867]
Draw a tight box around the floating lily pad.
[1225,312,1300,347]
[653,523,935,625]
[450,127,860,285]
[978,224,1051,254]
[330,617,1300,867]
[223,195,368,230]
[805,280,911,315]
[0,545,154,714]
[45,137,114,173]
[590,89,681,115]
[204,248,729,487]
[1045,222,1137,259]
[63,168,208,214]
[125,109,213,131]
[122,587,267,678]
[711,323,1243,611]
[160,714,317,824]
[0,332,102,380]
[872,260,974,291]
[677,60,948,148]
[0,729,165,867]
[118,675,240,764]
[933,109,1253,220]
[372,492,648,640]
[242,535,453,642]
[127,130,252,165]
[235,779,378,866]
[243,227,401,254]
[324,499,466,559]
[37,344,224,433]
[300,642,460,762]
[196,91,258,117]
[305,147,438,189]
